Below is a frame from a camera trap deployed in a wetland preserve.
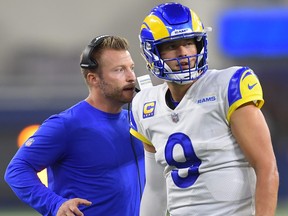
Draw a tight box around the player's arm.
[230,102,279,216]
[140,146,167,216]
[129,106,167,215]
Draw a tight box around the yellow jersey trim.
[130,128,153,146]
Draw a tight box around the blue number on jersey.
[165,132,201,188]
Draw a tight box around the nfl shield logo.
[171,113,179,123]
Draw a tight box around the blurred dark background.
[0,0,287,214]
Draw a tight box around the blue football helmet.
[139,2,209,84]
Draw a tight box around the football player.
[130,2,279,216]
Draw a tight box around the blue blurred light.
[218,8,288,58]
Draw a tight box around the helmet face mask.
[139,3,209,84]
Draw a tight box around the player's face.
[158,38,197,71]
[97,49,136,104]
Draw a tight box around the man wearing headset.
[130,3,279,216]
[5,35,145,216]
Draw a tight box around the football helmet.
[139,2,210,84]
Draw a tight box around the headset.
[80,35,110,69]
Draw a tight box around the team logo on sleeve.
[143,101,156,119]
[24,138,35,147]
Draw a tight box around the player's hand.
[56,198,92,216]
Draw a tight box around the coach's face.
[97,49,136,104]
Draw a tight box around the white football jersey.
[131,66,264,216]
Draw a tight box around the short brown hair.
[80,36,129,78]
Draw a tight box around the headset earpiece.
[80,35,110,69]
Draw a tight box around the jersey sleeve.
[226,67,264,122]
[130,107,153,145]
[4,115,68,215]
[130,93,153,146]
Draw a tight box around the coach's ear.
[87,71,100,86]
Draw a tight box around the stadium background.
[0,0,287,215]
